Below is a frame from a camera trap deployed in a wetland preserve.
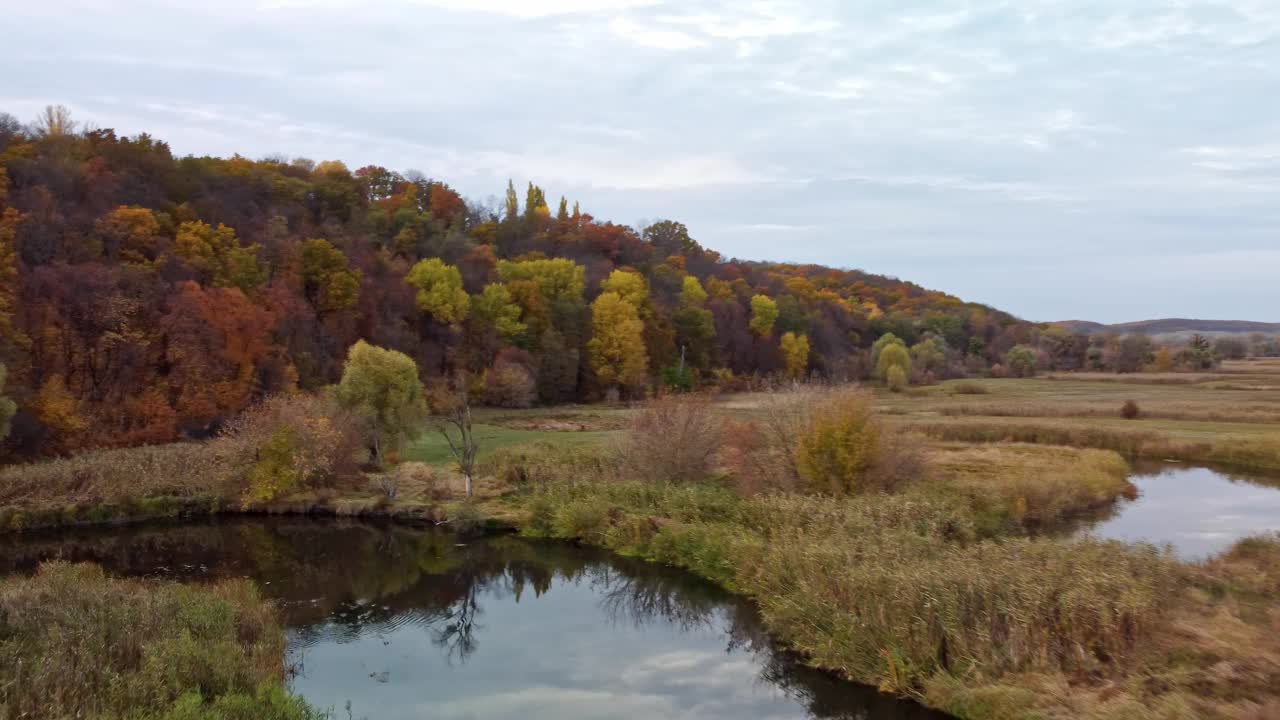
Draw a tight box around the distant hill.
[1053,319,1280,337]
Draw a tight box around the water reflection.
[0,519,948,720]
[1074,461,1280,560]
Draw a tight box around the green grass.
[402,422,617,466]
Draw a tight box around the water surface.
[1075,462,1280,559]
[0,519,946,720]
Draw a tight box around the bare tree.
[33,104,77,138]
[434,383,480,498]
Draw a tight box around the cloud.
[3,0,1278,321]
[609,17,707,50]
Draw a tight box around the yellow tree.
[780,332,810,380]
[749,294,778,336]
[406,258,469,325]
[600,269,649,309]
[587,292,648,395]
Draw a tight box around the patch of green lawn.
[402,423,617,466]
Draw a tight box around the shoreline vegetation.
[2,368,1280,719]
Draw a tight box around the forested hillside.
[0,108,1035,456]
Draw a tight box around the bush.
[1121,399,1141,419]
[615,395,722,483]
[795,389,882,494]
[222,394,363,501]
[483,362,536,408]
[387,461,442,500]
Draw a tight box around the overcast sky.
[4,0,1278,322]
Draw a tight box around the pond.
[0,519,947,720]
[1074,461,1280,560]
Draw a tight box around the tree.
[95,206,161,264]
[587,292,648,396]
[780,332,810,380]
[0,208,18,348]
[875,342,912,383]
[0,363,15,440]
[600,269,649,308]
[173,221,266,292]
[1005,345,1038,378]
[334,341,427,466]
[33,104,77,138]
[910,337,947,376]
[749,295,778,336]
[406,258,469,325]
[870,333,905,371]
[300,239,362,313]
[470,283,525,342]
[432,381,480,498]
[673,276,716,373]
[504,179,520,221]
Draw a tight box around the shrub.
[222,393,363,501]
[795,389,882,494]
[389,461,442,500]
[483,361,536,408]
[1121,399,1141,419]
[615,395,722,483]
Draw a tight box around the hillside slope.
[0,113,1035,455]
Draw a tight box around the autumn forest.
[0,107,1036,458]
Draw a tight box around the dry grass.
[922,443,1135,532]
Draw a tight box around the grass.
[485,443,1280,720]
[0,562,321,719]
[402,422,616,466]
[919,443,1135,534]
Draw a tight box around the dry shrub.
[221,393,363,501]
[1121,399,1142,419]
[615,395,722,483]
[385,461,443,501]
[725,387,926,495]
[483,361,537,409]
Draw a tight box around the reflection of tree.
[432,582,480,662]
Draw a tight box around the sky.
[3,0,1278,323]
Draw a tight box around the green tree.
[406,258,469,325]
[0,363,15,440]
[673,276,716,372]
[496,258,585,305]
[875,342,912,383]
[780,332,810,380]
[870,332,905,371]
[173,220,266,292]
[749,295,778,337]
[471,283,525,342]
[1005,345,1038,378]
[334,341,427,466]
[910,337,947,376]
[300,238,362,312]
[504,179,519,221]
[587,292,648,395]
